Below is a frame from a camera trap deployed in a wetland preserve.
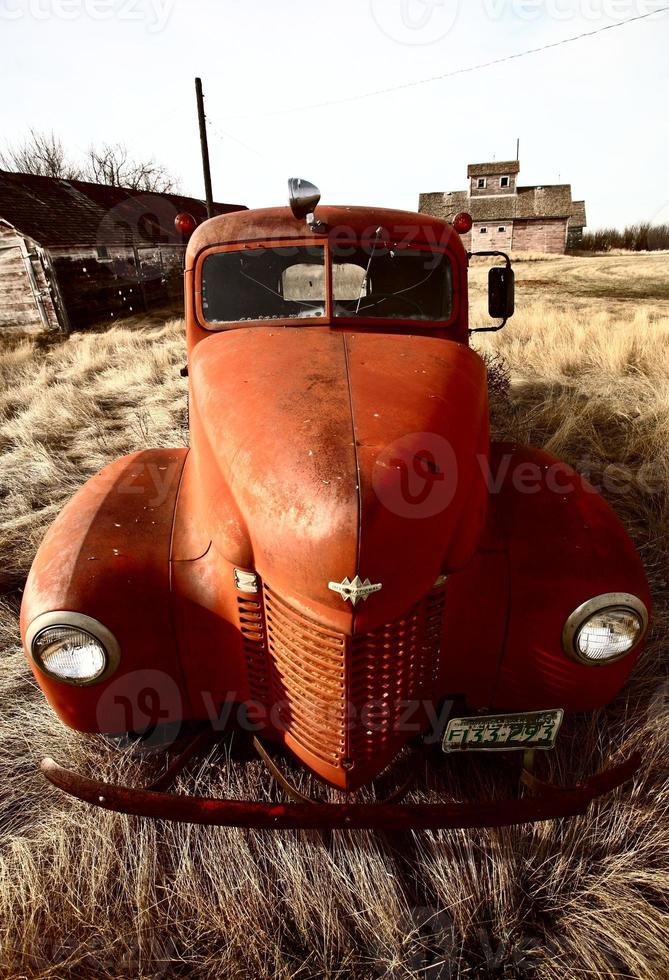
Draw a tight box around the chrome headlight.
[562,593,648,666]
[26,612,120,686]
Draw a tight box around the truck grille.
[349,589,444,760]
[261,585,445,772]
[264,589,347,765]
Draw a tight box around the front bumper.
[40,751,641,830]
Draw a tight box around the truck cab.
[186,204,469,346]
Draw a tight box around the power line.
[207,119,269,162]
[220,6,668,121]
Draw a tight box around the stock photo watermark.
[373,435,668,521]
[95,672,457,746]
[371,904,537,978]
[0,0,176,32]
[89,455,183,506]
[93,668,668,760]
[370,0,461,45]
[479,0,664,20]
[26,933,179,978]
[96,668,183,741]
[369,0,665,45]
[97,443,667,520]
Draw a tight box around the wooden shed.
[0,171,245,332]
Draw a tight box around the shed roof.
[424,184,575,221]
[0,170,246,248]
[467,161,520,177]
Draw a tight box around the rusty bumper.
[40,752,642,830]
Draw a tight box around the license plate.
[442,709,564,753]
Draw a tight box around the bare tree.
[1,130,179,193]
[84,142,178,193]
[0,129,82,179]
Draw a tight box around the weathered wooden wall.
[470,222,514,252]
[0,225,60,332]
[48,245,185,329]
[469,174,517,197]
[511,219,567,253]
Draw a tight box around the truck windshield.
[333,247,452,321]
[200,244,453,325]
[202,246,326,323]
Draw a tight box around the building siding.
[469,174,517,197]
[0,224,60,332]
[48,244,185,329]
[471,222,514,251]
[511,219,567,253]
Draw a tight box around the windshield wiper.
[355,226,384,314]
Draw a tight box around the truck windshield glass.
[332,247,452,321]
[202,246,326,323]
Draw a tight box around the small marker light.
[453,212,473,234]
[175,212,198,237]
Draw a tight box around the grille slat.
[266,621,348,678]
[266,590,345,644]
[238,595,270,702]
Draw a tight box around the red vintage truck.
[21,180,650,829]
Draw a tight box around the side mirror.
[468,251,514,333]
[488,266,515,320]
[288,177,321,220]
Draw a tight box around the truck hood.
[189,327,489,632]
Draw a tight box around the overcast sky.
[2,0,668,229]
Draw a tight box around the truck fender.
[489,442,651,711]
[20,449,190,733]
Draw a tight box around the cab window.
[332,247,452,322]
[202,245,326,324]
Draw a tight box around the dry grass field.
[0,253,668,978]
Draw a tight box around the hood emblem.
[328,575,382,606]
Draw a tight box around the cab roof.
[187,205,460,265]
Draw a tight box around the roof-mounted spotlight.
[288,177,325,231]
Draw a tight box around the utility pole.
[195,77,215,218]
[516,137,520,161]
